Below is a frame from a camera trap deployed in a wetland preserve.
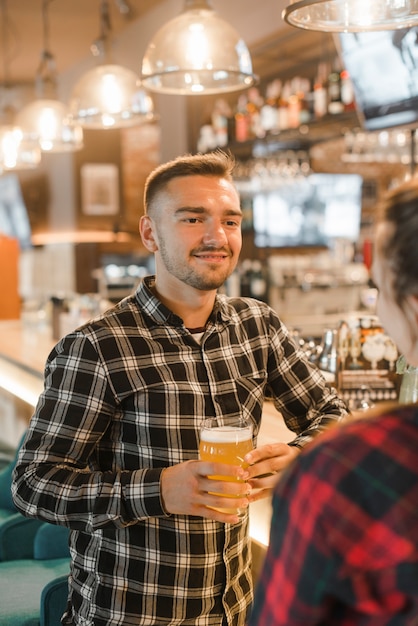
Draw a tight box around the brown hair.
[144,150,236,215]
[378,178,418,304]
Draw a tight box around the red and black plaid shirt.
[250,405,418,626]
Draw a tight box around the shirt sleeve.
[266,309,348,446]
[12,331,169,531]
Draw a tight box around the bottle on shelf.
[313,62,328,120]
[278,81,291,131]
[260,79,281,135]
[328,61,344,115]
[287,77,302,129]
[246,87,265,139]
[234,94,250,142]
[340,69,356,112]
[211,98,231,148]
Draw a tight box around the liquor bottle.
[246,87,265,139]
[327,62,344,115]
[298,77,312,125]
[313,62,328,119]
[287,77,302,129]
[340,69,356,111]
[211,98,231,148]
[234,94,250,142]
[260,80,280,134]
[278,81,291,130]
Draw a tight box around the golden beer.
[199,423,253,515]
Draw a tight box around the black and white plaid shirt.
[13,276,347,626]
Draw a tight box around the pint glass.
[199,417,253,516]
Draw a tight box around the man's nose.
[202,220,228,246]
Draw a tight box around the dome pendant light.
[0,0,41,170]
[69,0,156,129]
[16,0,83,153]
[141,0,257,95]
[283,0,418,32]
[0,124,41,171]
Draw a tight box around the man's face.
[142,174,243,293]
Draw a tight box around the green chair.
[0,521,71,626]
[0,433,43,560]
[40,575,70,626]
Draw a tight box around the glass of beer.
[199,417,254,517]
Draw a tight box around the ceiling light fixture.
[283,0,418,32]
[0,0,41,171]
[69,0,155,129]
[16,0,83,153]
[141,0,257,95]
[0,123,41,171]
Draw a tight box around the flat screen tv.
[338,28,418,131]
[0,174,32,249]
[252,173,363,248]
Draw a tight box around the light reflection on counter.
[0,357,43,408]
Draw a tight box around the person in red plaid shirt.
[249,178,418,625]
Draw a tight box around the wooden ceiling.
[250,26,336,84]
[1,0,166,85]
[2,0,337,87]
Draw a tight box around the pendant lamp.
[0,0,41,170]
[141,0,257,95]
[69,0,155,129]
[16,0,83,153]
[0,124,41,171]
[283,0,418,32]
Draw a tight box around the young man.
[248,178,418,625]
[12,151,348,626]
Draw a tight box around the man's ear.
[139,215,158,252]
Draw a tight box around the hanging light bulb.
[16,0,83,153]
[283,0,418,32]
[17,99,83,152]
[0,0,41,170]
[141,0,257,95]
[69,0,156,129]
[0,125,41,170]
[70,64,155,129]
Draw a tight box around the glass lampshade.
[0,125,41,170]
[283,0,418,32]
[141,2,257,95]
[16,99,84,152]
[70,64,156,129]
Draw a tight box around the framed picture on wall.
[81,163,119,216]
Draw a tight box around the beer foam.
[200,425,252,443]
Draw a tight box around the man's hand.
[242,443,300,502]
[160,460,251,523]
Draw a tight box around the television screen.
[338,28,418,131]
[252,173,363,248]
[0,174,32,249]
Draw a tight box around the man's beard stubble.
[158,239,236,291]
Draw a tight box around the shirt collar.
[134,275,232,328]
